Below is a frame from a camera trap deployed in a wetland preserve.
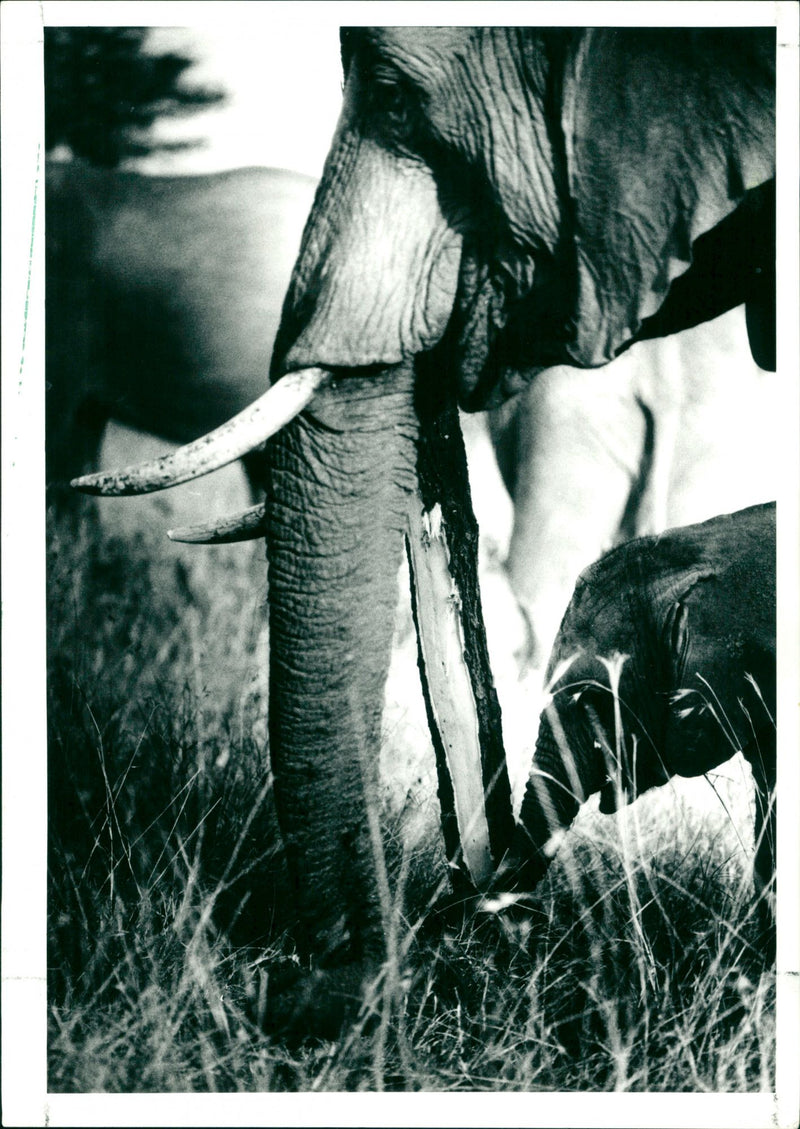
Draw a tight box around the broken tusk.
[71,368,329,495]
[407,496,494,889]
[168,502,268,544]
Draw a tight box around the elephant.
[504,502,776,946]
[46,158,316,499]
[73,28,775,1012]
[487,304,777,674]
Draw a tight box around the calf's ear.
[662,601,690,689]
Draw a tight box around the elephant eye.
[374,78,405,114]
[367,72,418,147]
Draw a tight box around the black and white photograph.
[2,2,798,1123]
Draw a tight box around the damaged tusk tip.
[70,471,129,496]
[70,474,96,494]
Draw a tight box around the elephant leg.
[500,366,648,672]
[266,370,418,969]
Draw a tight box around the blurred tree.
[45,27,225,167]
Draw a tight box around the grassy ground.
[46,432,775,1093]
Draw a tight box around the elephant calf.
[506,502,776,940]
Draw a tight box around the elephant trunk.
[265,369,418,964]
[508,700,605,889]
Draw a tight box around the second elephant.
[46,159,316,497]
[487,307,776,672]
[506,502,776,938]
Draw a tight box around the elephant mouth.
[449,236,578,412]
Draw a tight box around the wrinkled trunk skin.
[266,368,417,965]
[509,703,606,889]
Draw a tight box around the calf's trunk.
[510,704,605,888]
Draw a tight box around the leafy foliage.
[44,28,224,167]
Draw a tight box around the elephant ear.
[563,28,775,367]
[628,575,707,711]
[662,600,690,690]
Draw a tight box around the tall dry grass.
[46,500,775,1092]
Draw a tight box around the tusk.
[168,502,268,544]
[406,496,494,889]
[71,368,329,495]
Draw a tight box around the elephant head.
[73,29,775,997]
[507,502,776,925]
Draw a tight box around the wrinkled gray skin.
[46,159,316,497]
[263,27,774,985]
[508,502,776,946]
[487,305,776,672]
[73,27,774,1018]
[48,161,772,682]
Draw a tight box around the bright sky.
[139,25,343,178]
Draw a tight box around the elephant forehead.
[353,27,555,87]
[349,25,559,198]
[551,505,775,684]
[553,543,710,664]
[354,27,477,81]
